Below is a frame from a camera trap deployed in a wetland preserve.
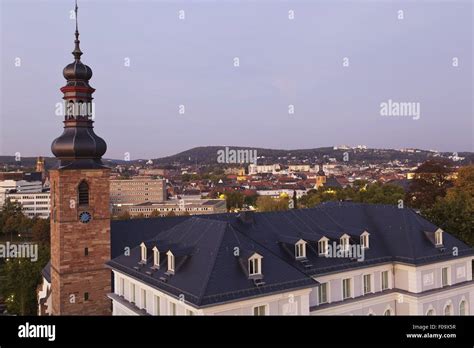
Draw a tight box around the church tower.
[50,1,111,315]
[315,163,326,189]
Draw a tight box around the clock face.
[79,211,92,224]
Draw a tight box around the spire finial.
[72,0,83,61]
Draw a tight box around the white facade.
[248,164,281,175]
[6,191,51,218]
[110,271,311,316]
[109,256,474,316]
[310,257,473,315]
[0,179,43,207]
[257,189,306,199]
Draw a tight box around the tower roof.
[51,0,107,170]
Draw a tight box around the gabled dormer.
[140,242,147,264]
[166,250,175,274]
[295,239,307,260]
[424,228,444,248]
[152,246,160,269]
[360,231,370,249]
[248,252,263,277]
[318,236,329,256]
[340,234,350,252]
[435,228,443,247]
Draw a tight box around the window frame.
[381,270,389,291]
[363,274,372,295]
[342,278,352,299]
[253,304,267,316]
[318,282,328,305]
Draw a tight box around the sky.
[0,0,472,160]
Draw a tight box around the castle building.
[48,3,111,315]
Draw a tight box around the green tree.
[0,245,50,315]
[256,196,289,212]
[423,165,474,247]
[31,218,50,245]
[407,159,454,209]
[225,191,245,211]
[150,210,161,218]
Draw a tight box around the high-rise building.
[49,3,111,315]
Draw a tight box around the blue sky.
[0,0,472,160]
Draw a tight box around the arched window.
[426,309,435,316]
[78,181,89,206]
[460,300,467,315]
[384,309,391,316]
[444,303,452,316]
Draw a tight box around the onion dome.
[51,1,107,169]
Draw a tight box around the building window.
[140,242,147,263]
[119,278,125,296]
[154,295,160,315]
[78,181,89,206]
[153,247,160,268]
[384,309,391,316]
[318,283,328,304]
[170,302,177,316]
[444,304,452,316]
[360,232,369,249]
[459,300,467,315]
[84,292,89,301]
[342,278,351,299]
[186,309,195,316]
[141,288,147,309]
[340,235,349,252]
[318,238,328,255]
[381,271,389,290]
[248,255,262,276]
[84,247,89,256]
[426,309,435,316]
[253,305,266,316]
[363,274,372,294]
[167,252,175,273]
[435,229,443,246]
[295,240,306,259]
[442,267,449,287]
[130,283,136,303]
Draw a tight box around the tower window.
[78,181,89,206]
[84,292,89,301]
[84,247,89,256]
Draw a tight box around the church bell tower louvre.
[49,0,111,315]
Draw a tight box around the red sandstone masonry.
[50,168,112,315]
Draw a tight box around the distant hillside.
[148,146,474,166]
[1,146,472,168]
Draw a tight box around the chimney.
[238,210,254,224]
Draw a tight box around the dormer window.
[152,246,160,268]
[340,234,350,252]
[318,237,329,255]
[140,242,147,263]
[360,231,370,249]
[248,253,262,276]
[295,239,306,259]
[435,229,443,246]
[167,251,175,274]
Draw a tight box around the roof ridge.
[196,221,230,305]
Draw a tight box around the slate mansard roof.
[45,202,474,308]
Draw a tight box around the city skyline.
[1,0,473,159]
